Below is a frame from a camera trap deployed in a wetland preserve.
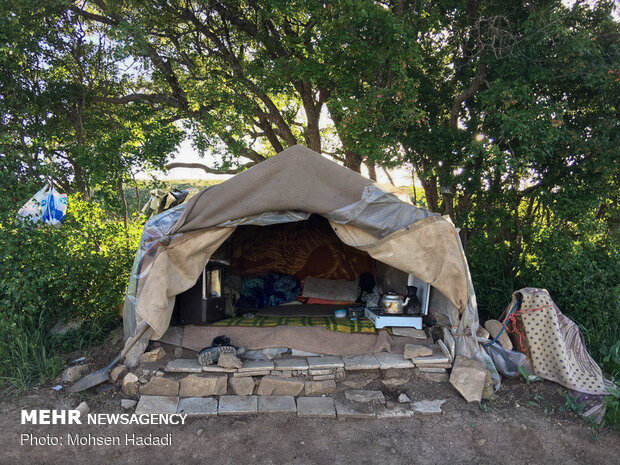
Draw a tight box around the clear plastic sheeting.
[122,204,186,339]
[453,234,502,390]
[328,184,437,238]
[217,210,311,227]
[484,341,530,377]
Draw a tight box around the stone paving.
[177,397,218,416]
[258,395,297,414]
[218,395,258,415]
[135,395,179,414]
[335,399,377,419]
[125,342,453,419]
[296,396,336,418]
[134,392,447,418]
[342,354,380,371]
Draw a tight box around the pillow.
[301,277,358,302]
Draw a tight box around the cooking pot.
[380,292,409,315]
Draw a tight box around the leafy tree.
[0,0,183,210]
[70,0,395,174]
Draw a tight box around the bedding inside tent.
[167,213,460,334]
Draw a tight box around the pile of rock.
[403,343,451,381]
[398,327,457,382]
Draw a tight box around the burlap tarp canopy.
[127,145,475,340]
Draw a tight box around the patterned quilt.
[503,288,609,395]
[212,315,377,334]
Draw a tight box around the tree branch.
[95,93,180,106]
[69,4,119,26]
[449,64,487,129]
[165,161,256,175]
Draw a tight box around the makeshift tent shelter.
[123,145,490,377]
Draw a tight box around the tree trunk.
[118,175,129,234]
[441,191,455,221]
[367,161,377,181]
[343,150,362,173]
[418,171,440,212]
[72,163,90,197]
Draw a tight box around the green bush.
[0,197,142,392]
[521,226,620,377]
[469,217,620,379]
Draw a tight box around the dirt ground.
[1,371,618,465]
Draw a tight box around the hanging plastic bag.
[18,184,67,227]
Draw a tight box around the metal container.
[380,292,405,315]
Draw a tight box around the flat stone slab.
[202,365,236,373]
[135,395,179,414]
[437,339,453,362]
[165,358,203,373]
[258,396,297,414]
[177,397,218,416]
[412,399,446,414]
[238,360,274,372]
[404,344,434,359]
[262,347,288,359]
[309,369,333,376]
[377,405,415,419]
[344,389,385,404]
[374,352,414,369]
[274,357,308,371]
[335,399,376,419]
[291,349,320,356]
[449,355,486,403]
[343,354,380,371]
[218,396,258,415]
[124,328,152,368]
[297,397,336,418]
[418,367,447,373]
[442,327,456,359]
[234,370,270,377]
[412,354,450,365]
[307,356,344,370]
[391,327,427,339]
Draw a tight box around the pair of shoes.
[197,335,236,366]
[198,345,236,366]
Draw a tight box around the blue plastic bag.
[18,184,67,227]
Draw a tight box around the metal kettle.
[380,292,409,315]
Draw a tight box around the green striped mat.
[211,315,377,334]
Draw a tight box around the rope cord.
[483,301,554,349]
[503,303,554,348]
[482,300,519,348]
